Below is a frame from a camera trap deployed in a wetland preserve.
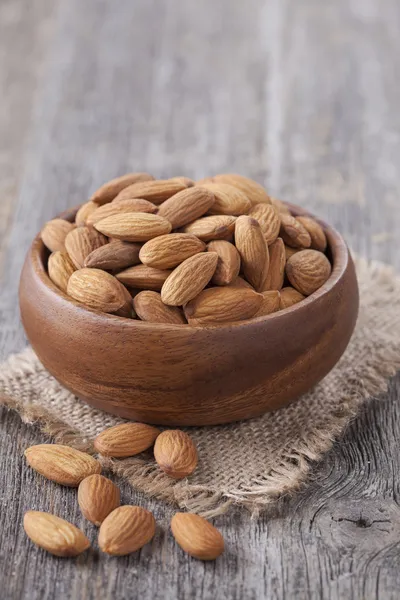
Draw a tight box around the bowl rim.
[27,201,351,331]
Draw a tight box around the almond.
[133,291,186,324]
[182,215,237,242]
[286,250,332,296]
[153,430,198,479]
[199,174,270,206]
[207,240,241,286]
[200,183,251,215]
[248,203,281,245]
[84,240,141,271]
[184,287,263,325]
[116,264,172,291]
[170,513,224,561]
[270,197,291,215]
[168,176,195,187]
[67,268,133,316]
[24,444,101,486]
[90,172,155,205]
[255,291,281,317]
[94,423,160,458]
[157,187,215,228]
[285,245,301,260]
[114,179,189,204]
[227,276,254,290]
[65,226,108,269]
[262,238,285,291]
[279,214,311,249]
[75,201,98,226]
[161,253,218,306]
[48,251,76,292]
[279,287,306,309]
[24,511,90,557]
[41,218,76,252]
[94,213,172,242]
[98,506,156,556]
[78,475,120,526]
[87,198,157,226]
[296,216,327,252]
[234,216,268,291]
[139,233,206,269]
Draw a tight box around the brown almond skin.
[157,187,215,229]
[154,430,198,479]
[199,174,270,206]
[182,215,237,242]
[184,287,263,326]
[285,245,301,260]
[65,226,108,269]
[270,197,291,215]
[234,216,268,291]
[87,198,157,225]
[75,201,98,226]
[200,182,251,216]
[286,250,332,296]
[279,214,312,249]
[279,287,306,309]
[255,291,281,317]
[171,513,224,561]
[67,268,132,316]
[24,444,101,486]
[94,423,160,458]
[98,506,156,556]
[41,219,76,253]
[114,179,189,204]
[248,203,281,245]
[84,241,141,271]
[133,291,187,324]
[90,172,155,205]
[78,475,120,526]
[207,240,241,286]
[227,276,254,290]
[296,216,327,252]
[48,251,76,292]
[139,234,206,269]
[24,511,90,557]
[161,253,218,306]
[116,264,172,291]
[94,213,172,242]
[262,238,286,291]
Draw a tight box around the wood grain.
[1,0,400,597]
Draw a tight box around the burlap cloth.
[1,257,400,517]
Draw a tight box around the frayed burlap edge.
[1,256,400,517]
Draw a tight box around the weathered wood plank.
[0,0,400,598]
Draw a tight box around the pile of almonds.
[42,173,332,325]
[23,425,223,560]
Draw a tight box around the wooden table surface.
[1,0,400,598]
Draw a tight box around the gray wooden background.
[1,0,400,598]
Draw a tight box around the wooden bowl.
[19,203,359,426]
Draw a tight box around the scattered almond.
[114,178,188,204]
[84,240,141,271]
[262,238,285,291]
[41,218,76,253]
[90,172,155,205]
[234,216,268,291]
[158,187,215,228]
[48,251,76,292]
[139,233,206,269]
[161,253,218,306]
[296,216,327,252]
[65,226,108,269]
[248,203,281,245]
[24,444,101,486]
[133,291,186,324]
[78,474,120,526]
[280,214,312,249]
[98,506,156,556]
[201,182,251,216]
[279,287,306,309]
[184,287,263,325]
[286,250,332,296]
[170,513,224,561]
[116,264,172,291]
[182,215,237,242]
[207,240,241,286]
[95,213,171,242]
[94,423,160,458]
[154,430,198,479]
[24,511,90,557]
[67,268,133,316]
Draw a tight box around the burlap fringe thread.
[1,257,400,517]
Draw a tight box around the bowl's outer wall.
[19,209,359,426]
